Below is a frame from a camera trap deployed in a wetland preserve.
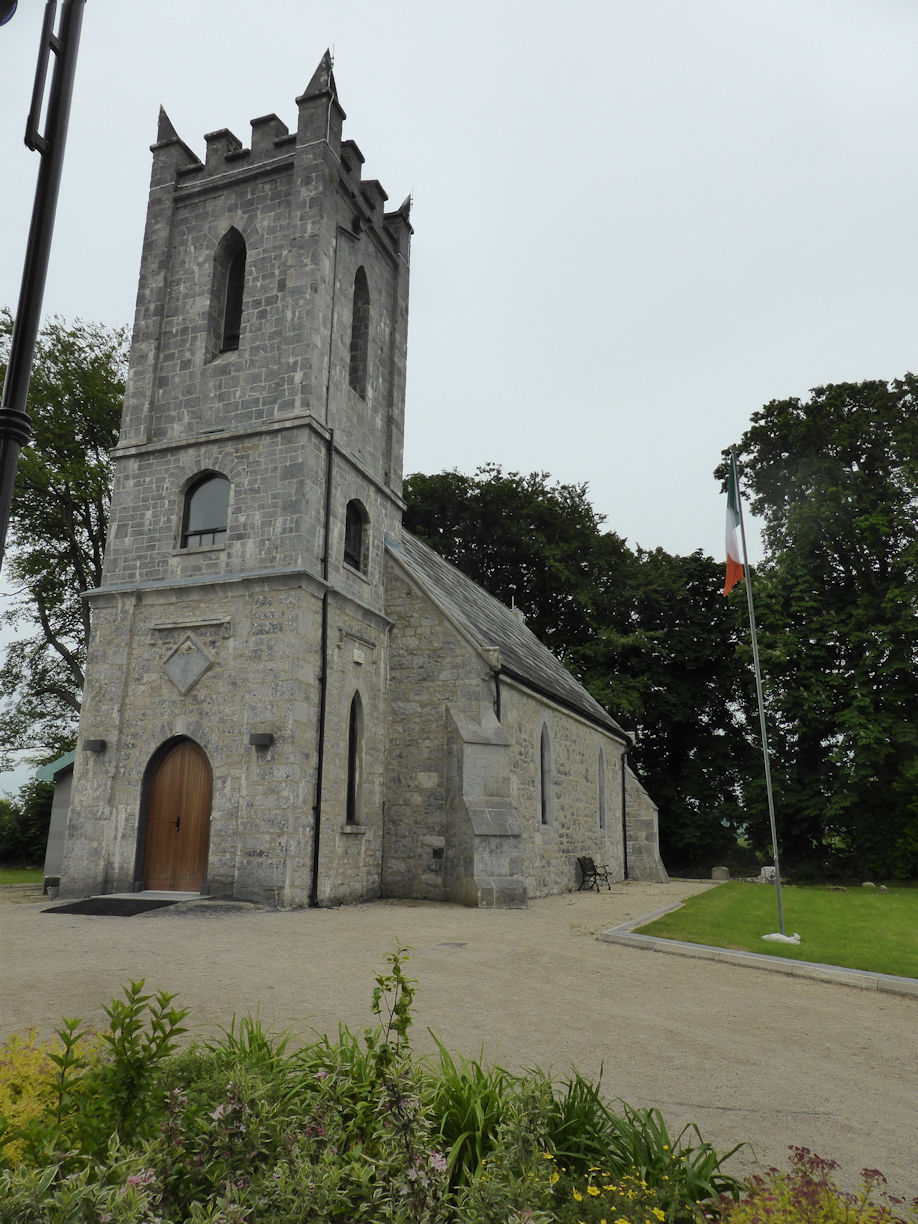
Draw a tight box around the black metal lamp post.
[0,0,86,574]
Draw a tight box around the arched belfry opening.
[138,739,212,891]
[348,266,370,397]
[209,227,247,355]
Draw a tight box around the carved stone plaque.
[162,633,214,694]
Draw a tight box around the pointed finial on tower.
[302,50,337,101]
[157,106,180,144]
[151,105,200,174]
[297,50,345,146]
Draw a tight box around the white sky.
[3,0,918,790]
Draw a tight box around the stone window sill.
[341,824,366,835]
[343,563,371,585]
[172,544,226,557]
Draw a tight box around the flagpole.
[731,449,785,936]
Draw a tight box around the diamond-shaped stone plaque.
[162,633,214,694]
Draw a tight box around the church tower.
[61,56,412,906]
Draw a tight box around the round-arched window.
[182,474,229,548]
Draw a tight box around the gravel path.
[2,880,915,1198]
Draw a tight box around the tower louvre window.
[181,474,230,548]
[348,266,370,397]
[209,227,247,356]
[223,243,246,350]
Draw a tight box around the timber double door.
[143,740,212,891]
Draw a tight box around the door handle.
[174,816,181,832]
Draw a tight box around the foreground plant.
[719,1147,918,1224]
[426,1035,521,1186]
[0,951,752,1223]
[547,1069,745,1212]
[551,1160,673,1224]
[0,1031,61,1166]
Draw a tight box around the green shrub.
[145,946,452,1223]
[0,1141,164,1224]
[551,1161,673,1224]
[425,1036,521,1186]
[544,1069,744,1213]
[0,1031,61,1166]
[0,980,187,1171]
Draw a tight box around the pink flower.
[126,1169,156,1188]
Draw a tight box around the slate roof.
[387,532,628,740]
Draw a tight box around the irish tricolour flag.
[723,459,743,596]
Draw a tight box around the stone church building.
[59,56,666,907]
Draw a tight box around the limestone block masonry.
[60,54,666,908]
[62,56,411,907]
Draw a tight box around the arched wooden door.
[143,740,212,891]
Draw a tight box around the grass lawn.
[0,867,43,886]
[635,881,918,979]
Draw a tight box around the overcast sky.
[3,0,918,789]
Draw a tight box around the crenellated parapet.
[147,51,411,257]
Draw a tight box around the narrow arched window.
[344,499,368,573]
[346,692,364,825]
[348,266,370,398]
[223,243,246,350]
[598,747,607,831]
[209,227,247,355]
[540,724,553,825]
[182,474,229,548]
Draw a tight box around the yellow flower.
[653,1210,665,1221]
[588,1185,600,1196]
[573,1188,583,1201]
[551,1171,560,1184]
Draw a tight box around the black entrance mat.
[43,897,180,917]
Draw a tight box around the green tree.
[0,311,127,768]
[0,778,54,866]
[404,465,634,669]
[721,377,918,876]
[612,548,758,869]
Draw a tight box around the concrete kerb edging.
[599,901,918,999]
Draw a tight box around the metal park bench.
[577,856,611,892]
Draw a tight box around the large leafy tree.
[405,466,754,868]
[722,377,918,876]
[0,310,127,768]
[403,465,636,676]
[609,548,758,867]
